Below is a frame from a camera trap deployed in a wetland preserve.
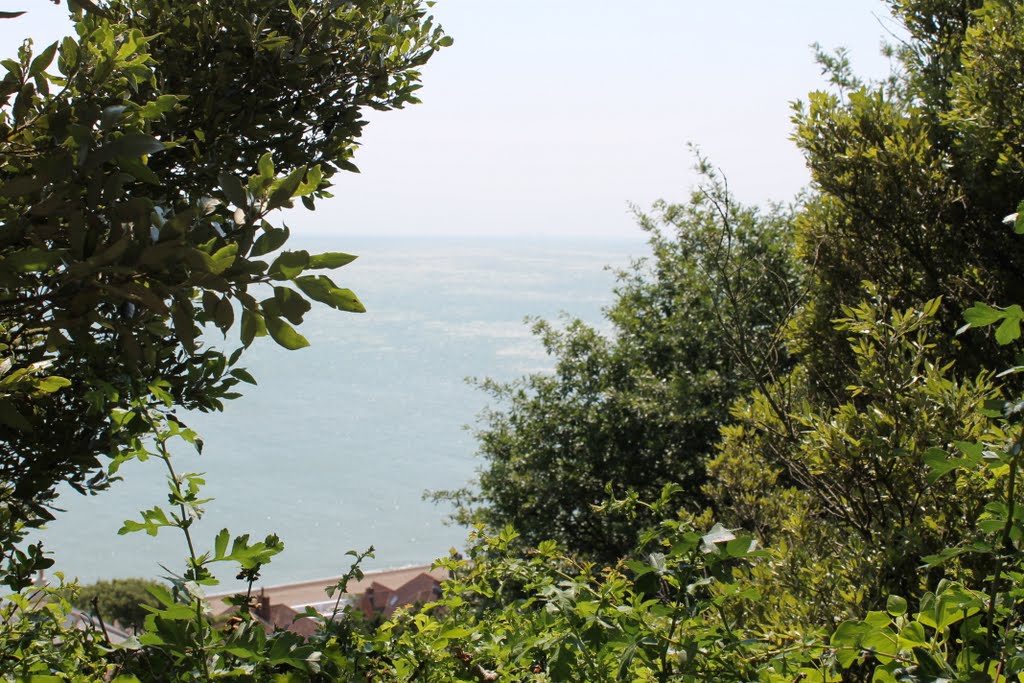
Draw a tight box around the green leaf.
[996,305,1023,344]
[293,275,366,312]
[0,397,32,431]
[267,165,306,209]
[922,447,967,483]
[252,224,290,257]
[59,36,78,71]
[864,610,891,629]
[240,309,267,347]
[230,368,257,385]
[210,244,238,275]
[145,582,177,607]
[28,41,58,77]
[309,252,358,269]
[218,172,248,209]
[440,627,472,639]
[92,133,165,164]
[963,302,1004,327]
[268,249,307,282]
[2,248,66,272]
[119,157,161,184]
[171,300,196,352]
[35,376,71,393]
[265,314,309,350]
[100,104,127,130]
[214,297,235,332]
[258,152,274,180]
[886,594,907,617]
[214,528,229,559]
[831,620,873,668]
[268,250,309,280]
[268,286,311,325]
[861,629,897,664]
[954,441,985,462]
[911,646,946,678]
[295,164,323,195]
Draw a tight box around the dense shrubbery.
[6,0,1024,681]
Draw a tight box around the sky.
[1,1,903,239]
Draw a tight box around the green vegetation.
[439,169,802,563]
[72,578,166,633]
[5,0,1024,681]
[0,0,446,591]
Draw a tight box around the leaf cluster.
[0,0,447,588]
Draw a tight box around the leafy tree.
[791,0,1024,392]
[698,0,1024,625]
[0,0,447,588]
[72,577,165,633]
[709,292,1001,626]
[446,171,803,562]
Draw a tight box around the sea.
[34,234,648,590]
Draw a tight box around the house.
[208,565,448,635]
[357,571,443,620]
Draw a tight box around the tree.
[0,0,448,587]
[448,171,803,562]
[702,0,1024,623]
[72,577,165,633]
[790,0,1024,393]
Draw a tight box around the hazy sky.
[2,1,902,238]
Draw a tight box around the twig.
[90,596,112,646]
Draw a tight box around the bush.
[72,577,166,633]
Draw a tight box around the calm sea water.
[36,235,647,588]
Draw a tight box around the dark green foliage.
[105,0,445,199]
[447,171,802,563]
[72,577,165,632]
[0,0,446,588]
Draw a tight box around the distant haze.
[1,1,901,238]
